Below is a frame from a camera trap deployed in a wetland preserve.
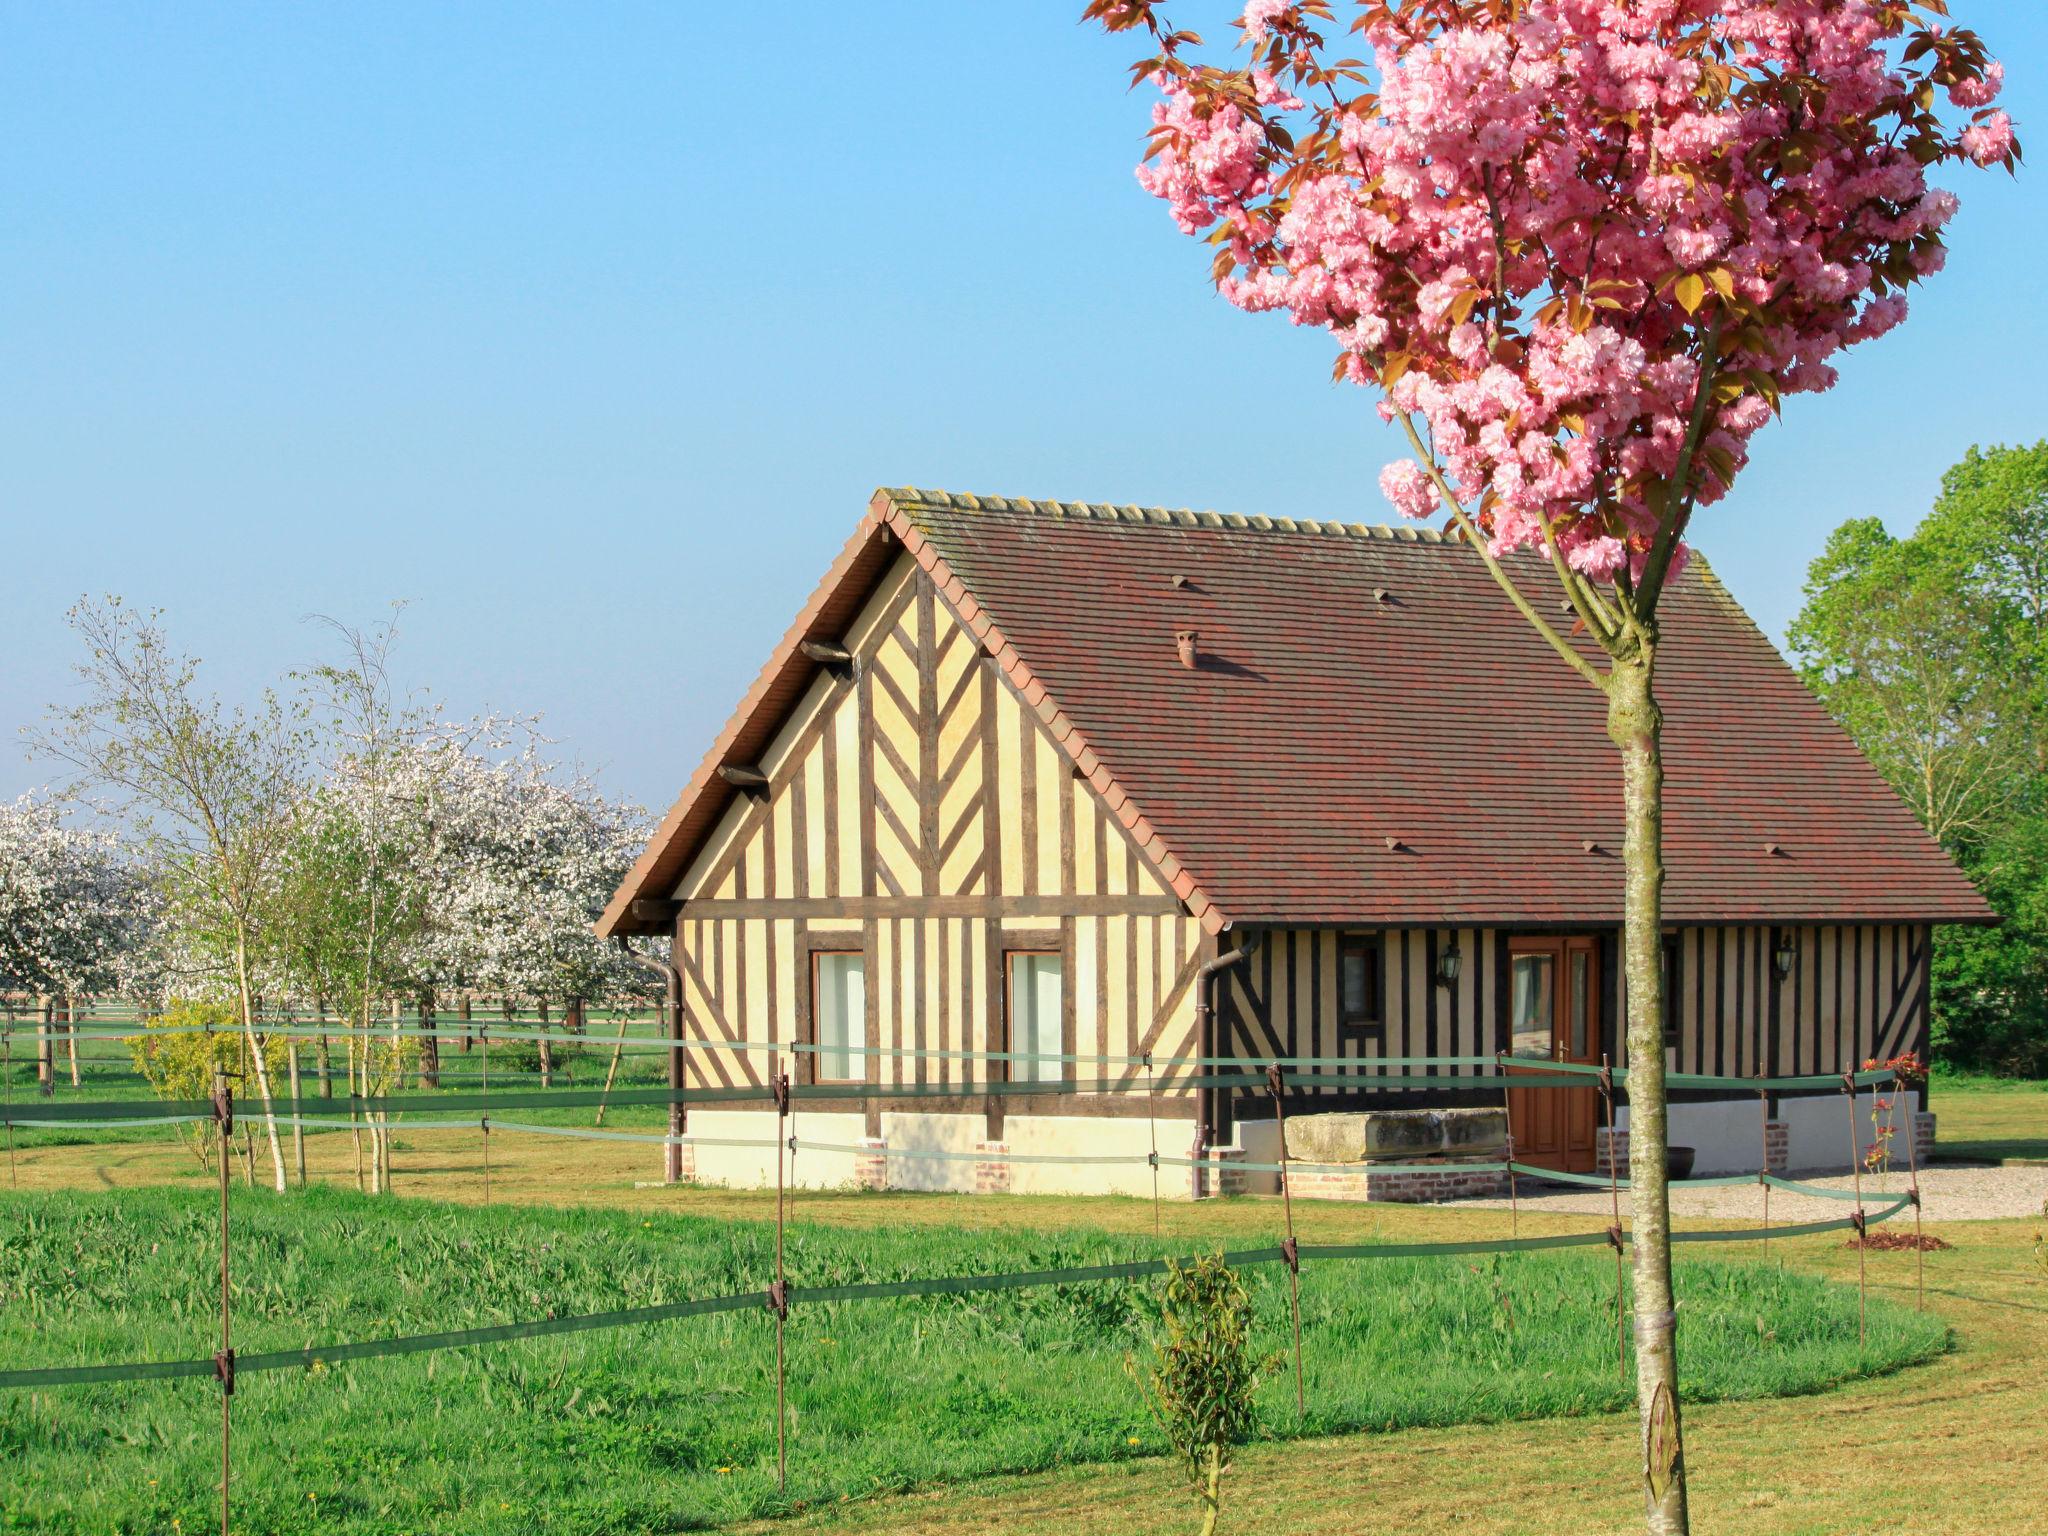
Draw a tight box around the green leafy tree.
[1792,442,2048,1075]
[1132,1254,1270,1536]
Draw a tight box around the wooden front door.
[1505,936,1601,1174]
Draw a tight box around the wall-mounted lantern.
[1436,938,1462,986]
[1773,929,1796,980]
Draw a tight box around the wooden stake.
[480,1026,492,1205]
[1844,1074,1866,1346]
[1145,1051,1161,1239]
[773,1060,791,1493]
[4,1015,17,1188]
[1602,1055,1626,1370]
[1906,1076,1925,1312]
[212,1070,235,1536]
[1498,1052,1519,1240]
[1267,1063,1306,1420]
[1758,1078,1770,1264]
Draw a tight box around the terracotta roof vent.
[1374,587,1392,603]
[1764,841,1784,857]
[1170,573,1190,588]
[1582,838,1601,854]
[1175,629,1200,670]
[1383,835,1405,852]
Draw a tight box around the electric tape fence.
[0,1036,1927,1530]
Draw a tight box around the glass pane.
[1340,950,1368,1019]
[1510,955,1554,1058]
[1010,954,1063,1083]
[1570,950,1590,1058]
[815,954,864,1081]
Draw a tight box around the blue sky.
[5,4,2042,814]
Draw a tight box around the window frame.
[1002,937,1069,1085]
[805,946,868,1087]
[1337,933,1386,1041]
[1660,934,1683,1050]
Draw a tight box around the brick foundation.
[1764,1120,1789,1174]
[669,1141,696,1184]
[1914,1111,1936,1168]
[854,1137,889,1192]
[1596,1127,1628,1179]
[974,1142,1010,1195]
[1190,1146,1246,1200]
[1287,1158,1509,1204]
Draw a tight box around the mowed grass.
[0,1183,1945,1536]
[1933,1076,2048,1164]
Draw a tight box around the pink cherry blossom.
[1112,1,2012,585]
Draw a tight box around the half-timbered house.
[598,488,1991,1197]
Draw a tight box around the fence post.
[4,1012,16,1188]
[1843,1073,1867,1346]
[1758,1076,1771,1264]
[1498,1052,1519,1240]
[480,1022,492,1205]
[771,1061,792,1493]
[211,1069,236,1536]
[1601,1056,1626,1371]
[1144,1051,1160,1238]
[1905,1071,1926,1312]
[1266,1063,1306,1420]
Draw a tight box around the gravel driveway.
[1463,1163,2048,1223]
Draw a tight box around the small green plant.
[126,999,273,1169]
[1130,1253,1270,1536]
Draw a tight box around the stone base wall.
[1914,1111,1936,1169]
[670,1141,696,1184]
[974,1142,1011,1195]
[854,1138,889,1192]
[1597,1127,1628,1179]
[1287,1158,1509,1204]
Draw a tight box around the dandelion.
[716,1465,735,1475]
[1127,1435,1142,1446]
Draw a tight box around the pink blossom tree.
[1081,2,2012,1529]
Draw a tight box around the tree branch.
[1399,414,1611,694]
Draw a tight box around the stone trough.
[1281,1108,1511,1204]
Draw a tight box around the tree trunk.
[232,930,289,1193]
[36,996,53,1097]
[64,997,81,1088]
[538,1000,554,1089]
[315,998,333,1099]
[459,994,473,1053]
[1197,1441,1222,1536]
[420,996,440,1089]
[287,1037,307,1187]
[1608,651,1689,1535]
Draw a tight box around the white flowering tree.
[28,598,306,1189]
[0,793,155,1091]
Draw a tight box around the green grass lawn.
[1932,1075,2048,1164]
[0,1185,1945,1535]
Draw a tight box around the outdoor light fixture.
[1436,939,1462,986]
[1773,930,1795,979]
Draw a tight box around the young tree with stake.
[1080,3,2012,1529]
[28,598,308,1190]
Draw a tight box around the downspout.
[615,934,686,1184]
[1192,928,1260,1185]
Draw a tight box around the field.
[0,1183,1945,1535]
[3,1058,2043,1534]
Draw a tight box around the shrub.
[1131,1254,1270,1536]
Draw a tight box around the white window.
[812,952,865,1083]
[1007,951,1064,1083]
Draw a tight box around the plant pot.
[1666,1146,1697,1181]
